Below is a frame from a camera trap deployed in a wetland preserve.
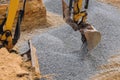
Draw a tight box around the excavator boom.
[0,0,26,50]
[4,0,19,31]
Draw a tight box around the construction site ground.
[98,0,120,8]
[16,0,120,80]
[0,0,120,80]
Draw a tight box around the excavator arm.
[0,0,26,50]
[69,0,88,26]
[62,0,101,51]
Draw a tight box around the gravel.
[18,0,120,80]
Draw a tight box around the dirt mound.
[21,0,46,30]
[91,54,120,80]
[98,0,120,8]
[0,48,41,80]
[47,12,65,26]
[0,48,55,80]
[21,11,64,31]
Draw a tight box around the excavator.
[0,0,101,52]
[62,0,101,51]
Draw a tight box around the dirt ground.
[1,0,120,80]
[0,48,53,80]
[91,53,120,80]
[0,48,40,80]
[20,11,65,32]
[98,0,120,8]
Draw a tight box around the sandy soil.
[0,48,40,80]
[91,53,120,80]
[0,48,53,80]
[2,0,120,80]
[20,11,65,32]
[98,0,120,8]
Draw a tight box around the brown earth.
[0,48,40,80]
[20,11,64,32]
[98,0,120,8]
[91,53,120,80]
[0,48,54,80]
[21,0,46,29]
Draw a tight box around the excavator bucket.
[82,25,101,51]
[62,0,101,51]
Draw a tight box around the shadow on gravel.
[70,42,100,70]
[71,42,89,60]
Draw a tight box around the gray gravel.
[19,0,120,80]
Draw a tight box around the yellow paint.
[73,0,87,22]
[73,12,86,22]
[4,0,19,31]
